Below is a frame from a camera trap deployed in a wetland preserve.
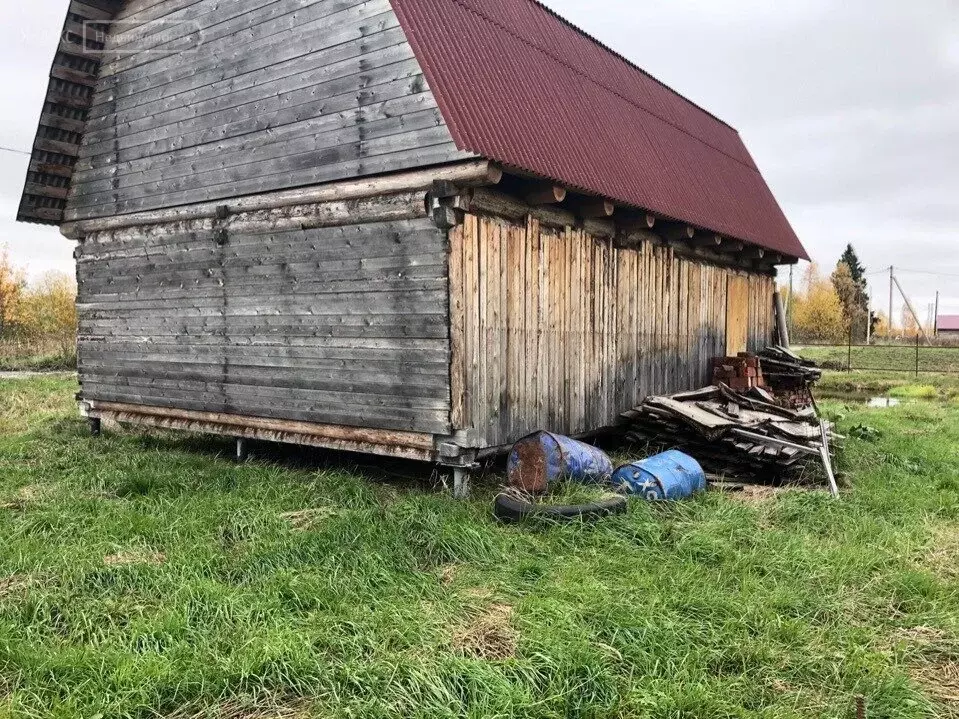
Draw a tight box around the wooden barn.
[19,0,808,491]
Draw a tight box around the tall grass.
[0,374,955,717]
[0,337,76,372]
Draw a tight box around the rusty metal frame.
[82,400,442,463]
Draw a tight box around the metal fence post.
[916,333,920,378]
[848,325,854,372]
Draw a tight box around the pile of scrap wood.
[711,355,765,391]
[620,383,840,496]
[757,346,823,408]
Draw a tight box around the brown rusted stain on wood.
[86,400,436,450]
[448,222,466,428]
[449,212,775,447]
[87,402,437,461]
[726,275,750,356]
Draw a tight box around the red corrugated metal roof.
[391,0,809,259]
[938,315,959,331]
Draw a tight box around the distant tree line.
[0,245,77,359]
[784,244,887,344]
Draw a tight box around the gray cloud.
[0,0,956,318]
[544,0,959,315]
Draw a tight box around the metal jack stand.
[235,437,249,463]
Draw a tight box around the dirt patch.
[893,625,951,646]
[0,484,56,510]
[452,602,517,660]
[462,586,493,601]
[911,658,959,711]
[169,698,310,719]
[885,624,959,713]
[924,524,959,580]
[438,564,458,586]
[104,550,166,567]
[279,507,337,531]
[0,574,33,599]
[727,485,791,505]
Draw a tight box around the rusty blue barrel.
[507,432,614,494]
[612,450,706,501]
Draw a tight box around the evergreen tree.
[840,244,867,285]
[832,245,870,341]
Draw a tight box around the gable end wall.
[63,0,472,221]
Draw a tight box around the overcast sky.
[1,0,957,321]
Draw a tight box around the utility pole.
[787,264,794,338]
[934,291,940,339]
[892,273,931,345]
[888,266,894,337]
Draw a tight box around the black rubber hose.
[493,492,628,524]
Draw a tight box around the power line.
[895,268,959,279]
[865,268,959,280]
[0,145,30,156]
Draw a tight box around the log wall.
[64,0,472,221]
[449,213,775,448]
[76,193,452,435]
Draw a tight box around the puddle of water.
[868,397,901,408]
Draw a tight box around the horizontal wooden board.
[88,24,410,133]
[66,141,470,220]
[89,7,404,118]
[80,50,426,163]
[77,212,453,434]
[85,25,413,139]
[65,0,472,221]
[81,382,451,434]
[73,99,445,193]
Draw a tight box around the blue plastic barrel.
[507,431,614,493]
[612,450,706,501]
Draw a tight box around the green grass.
[0,375,957,718]
[817,369,959,403]
[0,353,76,373]
[796,344,959,375]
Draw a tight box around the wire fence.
[793,336,959,376]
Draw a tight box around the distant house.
[18,0,807,491]
[936,316,959,337]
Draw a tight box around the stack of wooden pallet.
[758,346,823,408]
[620,383,839,494]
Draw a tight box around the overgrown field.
[796,344,959,375]
[0,339,76,372]
[0,374,957,718]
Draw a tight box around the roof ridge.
[450,0,759,174]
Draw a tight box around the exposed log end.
[577,199,615,218]
[690,232,722,248]
[661,223,696,243]
[716,240,745,254]
[525,184,567,205]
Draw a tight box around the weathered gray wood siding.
[64,0,471,221]
[76,205,452,434]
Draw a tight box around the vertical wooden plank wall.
[450,213,775,447]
